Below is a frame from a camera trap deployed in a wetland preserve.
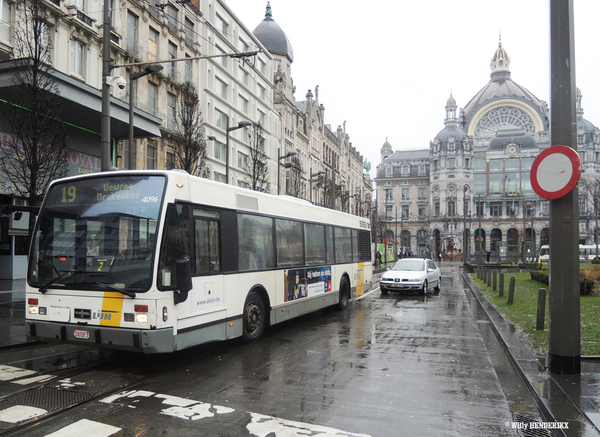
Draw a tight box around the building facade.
[376,41,600,262]
[0,0,371,278]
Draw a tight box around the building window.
[70,40,85,77]
[184,18,194,46]
[401,187,409,200]
[238,65,248,86]
[213,140,225,161]
[385,166,392,177]
[168,41,177,80]
[418,205,427,218]
[273,59,281,71]
[448,200,456,216]
[258,109,266,126]
[215,14,228,36]
[401,165,410,176]
[401,205,409,219]
[506,202,519,217]
[385,188,393,201]
[166,149,174,169]
[148,82,157,115]
[476,201,485,217]
[147,142,157,169]
[464,158,471,169]
[214,172,225,183]
[215,77,227,99]
[447,158,455,169]
[216,45,227,68]
[127,11,139,54]
[238,94,248,113]
[184,55,192,82]
[418,187,426,200]
[433,160,438,171]
[215,109,226,129]
[166,5,177,29]
[434,202,440,216]
[418,164,427,175]
[148,27,159,61]
[237,151,247,169]
[0,0,11,42]
[73,0,85,10]
[167,92,176,130]
[490,202,502,217]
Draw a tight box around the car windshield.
[28,175,165,292]
[391,260,425,272]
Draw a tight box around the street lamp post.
[100,0,112,171]
[225,115,251,185]
[277,148,297,194]
[128,63,163,169]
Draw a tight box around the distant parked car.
[380,258,441,295]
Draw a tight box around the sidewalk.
[464,272,600,436]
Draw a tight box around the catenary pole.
[548,0,580,374]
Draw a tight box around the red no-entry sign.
[530,145,582,200]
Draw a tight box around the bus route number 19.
[61,186,76,203]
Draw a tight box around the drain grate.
[512,412,553,437]
[0,386,96,413]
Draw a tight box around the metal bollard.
[499,273,504,297]
[536,288,547,330]
[493,271,497,291]
[507,276,516,304]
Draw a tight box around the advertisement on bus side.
[283,267,332,302]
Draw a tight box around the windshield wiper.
[96,282,136,298]
[39,269,105,294]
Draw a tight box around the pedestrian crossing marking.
[0,405,47,424]
[43,419,120,437]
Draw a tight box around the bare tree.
[243,123,270,193]
[0,0,68,234]
[172,81,208,177]
[286,156,303,197]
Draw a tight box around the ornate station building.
[375,41,600,262]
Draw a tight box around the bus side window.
[194,218,220,274]
[238,214,274,271]
[158,204,191,288]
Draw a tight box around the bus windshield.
[28,175,166,292]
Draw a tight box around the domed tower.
[380,138,393,163]
[253,3,295,101]
[462,41,549,148]
[490,40,510,74]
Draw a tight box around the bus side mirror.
[174,258,192,304]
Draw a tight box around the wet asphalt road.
[15,263,530,436]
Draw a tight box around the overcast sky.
[224,0,600,177]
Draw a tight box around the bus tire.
[338,277,350,310]
[242,291,266,343]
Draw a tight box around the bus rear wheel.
[338,278,350,310]
[242,291,265,343]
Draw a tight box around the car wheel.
[421,280,428,295]
[242,291,266,343]
[434,278,441,293]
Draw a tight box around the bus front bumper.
[27,321,175,354]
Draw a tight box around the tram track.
[0,340,226,436]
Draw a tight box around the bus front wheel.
[338,278,350,310]
[242,291,266,343]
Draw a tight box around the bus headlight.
[136,314,149,324]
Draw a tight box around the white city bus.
[26,170,373,353]
[538,244,599,263]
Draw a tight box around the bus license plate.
[74,330,90,340]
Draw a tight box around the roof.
[252,3,294,63]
